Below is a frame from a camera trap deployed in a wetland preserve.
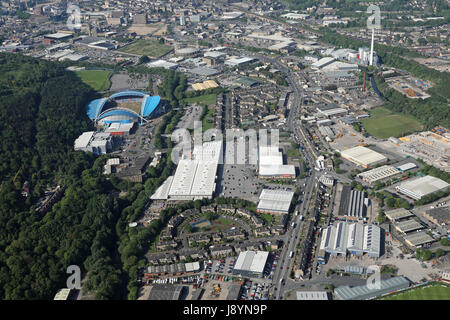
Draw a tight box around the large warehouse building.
[256,189,294,215]
[340,146,387,168]
[358,165,400,184]
[395,175,449,200]
[232,251,269,278]
[334,276,410,300]
[86,90,161,126]
[258,146,295,179]
[320,222,381,257]
[151,141,223,201]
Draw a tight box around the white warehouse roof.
[340,146,387,168]
[395,175,449,200]
[234,251,269,274]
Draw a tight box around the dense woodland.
[0,53,206,299]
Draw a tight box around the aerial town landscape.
[0,0,449,306]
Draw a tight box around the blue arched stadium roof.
[110,90,147,99]
[86,91,161,121]
[86,98,108,120]
[141,95,161,117]
[97,109,139,121]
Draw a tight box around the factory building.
[338,185,367,219]
[340,146,387,168]
[320,222,381,257]
[395,175,449,200]
[232,251,269,278]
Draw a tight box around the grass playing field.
[118,39,172,58]
[361,107,423,139]
[75,70,112,91]
[382,283,450,300]
[183,94,217,106]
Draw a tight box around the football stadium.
[86,90,161,126]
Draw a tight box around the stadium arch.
[86,91,161,126]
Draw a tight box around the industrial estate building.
[340,146,387,168]
[320,222,381,257]
[296,291,329,300]
[337,185,367,219]
[316,104,348,118]
[86,90,161,126]
[358,165,401,184]
[393,219,424,234]
[74,131,114,155]
[232,251,269,278]
[151,141,223,201]
[258,146,295,179]
[404,231,435,247]
[423,206,450,227]
[395,175,449,200]
[256,189,294,215]
[334,276,410,300]
[385,208,414,222]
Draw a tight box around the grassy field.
[75,70,112,91]
[118,39,172,58]
[382,283,450,300]
[183,94,217,106]
[361,107,423,139]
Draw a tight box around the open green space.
[381,283,450,300]
[361,107,423,139]
[74,70,112,91]
[183,93,217,106]
[118,39,172,58]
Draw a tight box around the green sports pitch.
[361,107,423,139]
[75,70,112,92]
[381,283,450,300]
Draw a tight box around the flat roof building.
[256,189,294,215]
[340,146,387,168]
[296,291,329,300]
[317,104,347,117]
[395,175,449,200]
[232,251,269,278]
[358,165,400,184]
[396,162,418,172]
[334,276,410,300]
[225,57,256,67]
